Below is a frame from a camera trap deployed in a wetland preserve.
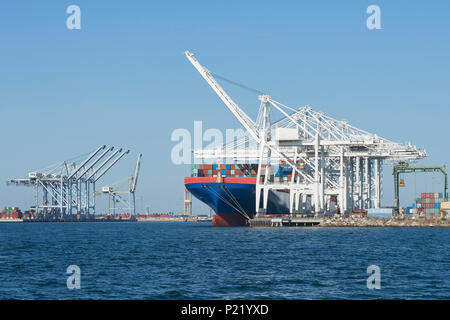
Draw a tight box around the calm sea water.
[0,222,448,299]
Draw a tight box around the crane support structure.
[7,145,130,218]
[393,162,448,214]
[185,51,428,216]
[100,153,142,215]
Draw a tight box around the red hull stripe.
[184,177,257,185]
[212,213,248,226]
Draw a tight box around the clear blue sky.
[0,1,449,213]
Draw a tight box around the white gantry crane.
[185,51,427,217]
[7,145,130,218]
[101,153,142,215]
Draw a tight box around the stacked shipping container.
[190,163,313,182]
[349,210,368,218]
[191,164,258,178]
[0,207,22,220]
[409,192,449,217]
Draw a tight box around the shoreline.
[249,216,450,228]
[321,217,450,228]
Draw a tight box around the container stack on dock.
[22,210,35,221]
[440,202,450,216]
[348,210,368,218]
[0,207,23,221]
[411,192,448,217]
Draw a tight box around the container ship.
[184,163,293,226]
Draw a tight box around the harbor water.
[0,222,448,299]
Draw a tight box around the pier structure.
[185,51,427,217]
[184,189,192,216]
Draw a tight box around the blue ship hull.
[185,180,290,226]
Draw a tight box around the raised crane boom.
[130,153,142,193]
[185,51,261,143]
[86,148,122,181]
[93,150,130,183]
[186,50,317,184]
[67,145,106,180]
[74,146,114,182]
[185,50,314,180]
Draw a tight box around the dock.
[249,217,323,227]
[249,215,450,228]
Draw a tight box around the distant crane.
[393,162,448,214]
[101,153,142,215]
[7,145,130,218]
